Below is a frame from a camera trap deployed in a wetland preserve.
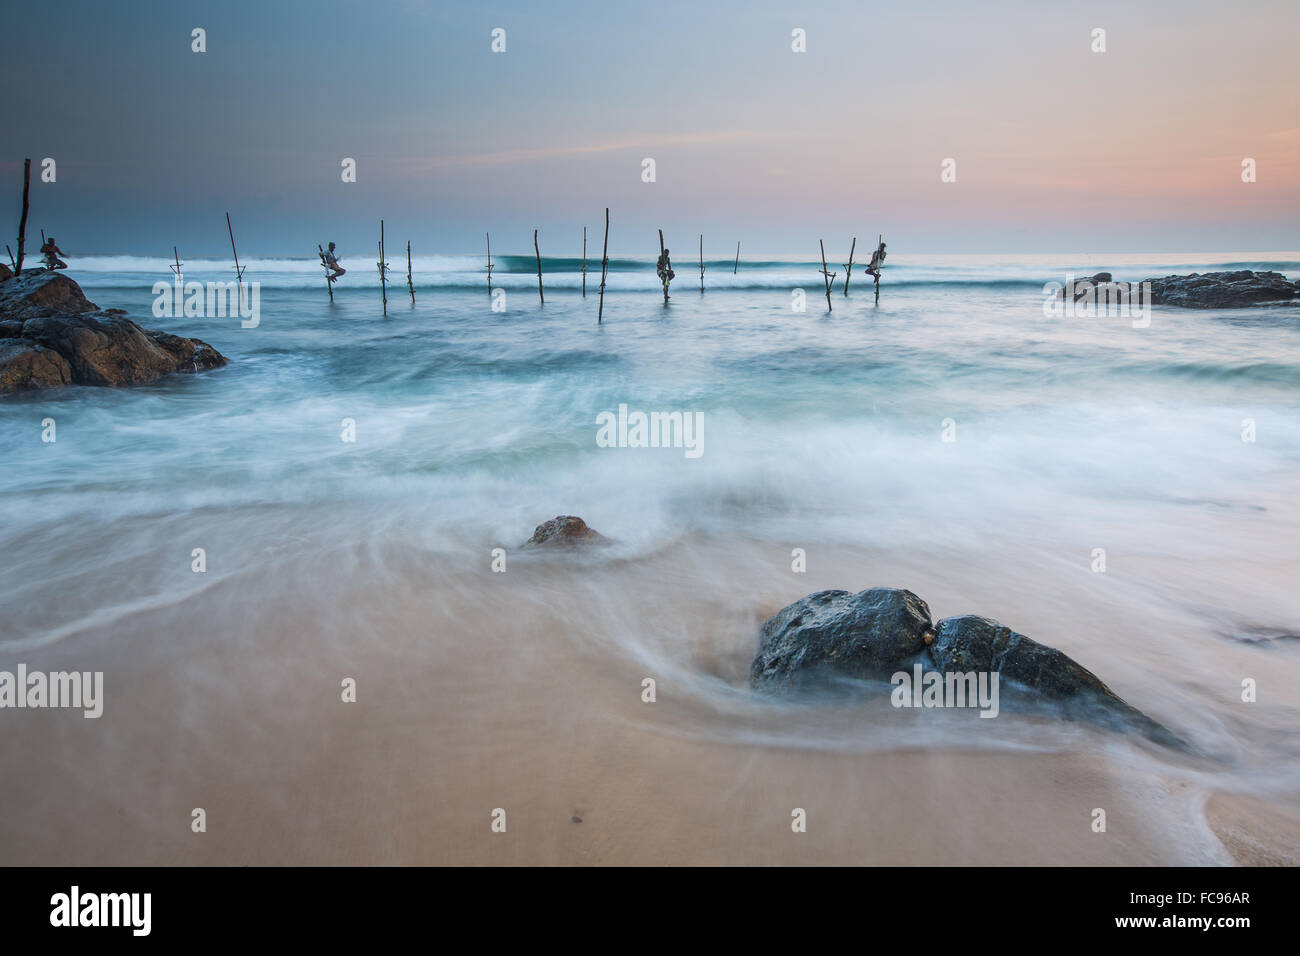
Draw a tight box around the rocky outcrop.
[522,515,608,548]
[0,270,225,394]
[0,263,12,283]
[929,615,1180,745]
[1143,271,1300,308]
[751,587,1182,746]
[750,588,934,690]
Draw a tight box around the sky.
[2,0,1298,257]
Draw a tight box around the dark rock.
[0,263,12,283]
[0,270,98,320]
[1057,272,1113,299]
[1144,271,1300,309]
[0,341,73,392]
[929,615,1182,746]
[0,270,225,395]
[749,588,1185,747]
[750,588,934,690]
[523,515,608,548]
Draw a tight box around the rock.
[523,515,608,548]
[0,270,98,319]
[0,341,73,392]
[930,615,1184,746]
[750,588,1184,746]
[1057,272,1113,298]
[0,270,226,395]
[0,263,12,283]
[750,588,934,690]
[1143,271,1300,309]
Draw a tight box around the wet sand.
[2,514,1296,866]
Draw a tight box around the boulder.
[750,587,1183,746]
[0,263,12,283]
[750,588,934,690]
[0,270,226,394]
[1143,271,1299,309]
[1057,272,1113,299]
[523,515,608,548]
[0,340,73,392]
[929,615,1181,745]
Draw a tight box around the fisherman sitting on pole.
[863,239,886,279]
[320,242,346,280]
[40,236,68,271]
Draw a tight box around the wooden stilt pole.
[819,239,835,312]
[699,234,705,293]
[843,237,856,296]
[485,232,494,297]
[597,208,609,324]
[733,240,739,275]
[407,240,415,303]
[534,229,544,304]
[658,228,669,304]
[225,212,245,291]
[378,219,388,314]
[581,227,587,298]
[318,244,333,302]
[874,233,883,305]
[14,159,30,276]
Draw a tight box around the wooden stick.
[582,227,587,298]
[875,233,882,305]
[658,228,669,304]
[378,219,388,314]
[843,237,856,295]
[485,232,493,297]
[699,234,705,293]
[225,212,244,289]
[15,159,30,276]
[407,240,415,303]
[598,208,609,324]
[733,240,739,274]
[5,245,14,270]
[318,244,332,302]
[819,239,834,312]
[534,229,544,304]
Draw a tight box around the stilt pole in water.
[225,212,245,291]
[485,232,494,297]
[819,239,835,312]
[14,159,30,276]
[318,244,333,302]
[699,234,705,293]
[407,240,415,303]
[875,233,883,305]
[733,240,740,275]
[582,227,587,298]
[843,237,856,296]
[658,228,669,304]
[377,219,388,314]
[534,229,544,304]
[597,208,609,324]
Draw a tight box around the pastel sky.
[3,0,1297,256]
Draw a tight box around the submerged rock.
[0,270,225,394]
[522,515,608,548]
[749,588,934,690]
[751,587,1182,746]
[1143,271,1300,309]
[929,615,1182,745]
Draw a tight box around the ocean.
[2,250,1298,864]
